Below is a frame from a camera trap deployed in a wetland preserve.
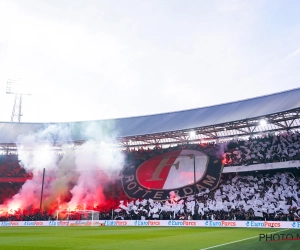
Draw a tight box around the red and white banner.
[122,147,224,200]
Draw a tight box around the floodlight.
[190,131,196,137]
[260,119,267,126]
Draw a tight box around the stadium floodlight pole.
[40,168,46,213]
[6,79,31,122]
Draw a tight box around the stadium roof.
[1,88,300,148]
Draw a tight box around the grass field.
[0,227,299,250]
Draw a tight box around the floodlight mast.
[6,79,31,122]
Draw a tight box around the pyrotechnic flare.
[3,123,124,215]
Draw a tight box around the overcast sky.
[0,0,299,123]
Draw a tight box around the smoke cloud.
[3,122,124,214]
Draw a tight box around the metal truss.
[1,108,300,154]
[118,108,300,148]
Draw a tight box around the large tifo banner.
[122,147,224,200]
[1,220,300,228]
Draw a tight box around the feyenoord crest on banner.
[122,146,224,200]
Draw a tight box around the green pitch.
[0,226,299,250]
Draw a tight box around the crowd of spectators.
[0,183,23,205]
[124,131,300,168]
[223,131,300,166]
[0,131,300,221]
[115,168,300,221]
[0,211,51,221]
[2,168,299,221]
[0,155,32,178]
[0,211,115,221]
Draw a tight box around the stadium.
[0,88,300,249]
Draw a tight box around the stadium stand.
[0,131,300,221]
[223,131,300,166]
[0,89,300,221]
[115,168,300,221]
[0,155,32,179]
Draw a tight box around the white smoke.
[5,122,124,213]
[68,140,124,209]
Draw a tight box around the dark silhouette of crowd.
[0,211,51,221]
